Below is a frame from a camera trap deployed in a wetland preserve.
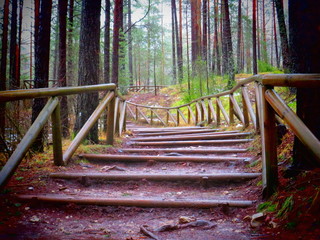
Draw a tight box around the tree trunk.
[171,2,177,84]
[74,0,101,143]
[111,0,123,85]
[213,0,221,75]
[9,0,18,90]
[256,0,260,61]
[190,0,201,74]
[172,0,183,84]
[31,0,53,152]
[274,0,290,71]
[67,0,74,85]
[104,0,110,83]
[185,2,190,94]
[261,0,267,63]
[128,0,133,86]
[236,0,242,73]
[58,0,69,137]
[202,0,208,62]
[17,0,23,89]
[0,0,9,137]
[222,0,235,88]
[288,0,320,173]
[252,0,258,74]
[272,0,279,68]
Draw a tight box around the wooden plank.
[187,105,196,123]
[79,153,247,162]
[50,172,261,181]
[177,109,188,124]
[0,97,59,188]
[135,129,220,137]
[196,102,202,122]
[18,195,254,208]
[229,94,245,124]
[242,86,257,129]
[208,99,217,122]
[119,148,248,154]
[106,93,115,145]
[150,109,166,126]
[119,101,127,135]
[229,95,234,124]
[137,108,150,124]
[132,139,253,146]
[51,99,63,166]
[217,98,230,125]
[131,132,252,142]
[201,100,209,122]
[167,110,178,126]
[126,104,136,119]
[114,97,120,135]
[261,86,277,198]
[63,91,114,163]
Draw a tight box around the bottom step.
[18,195,253,208]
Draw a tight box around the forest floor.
[1,80,320,239]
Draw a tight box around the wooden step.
[131,139,253,146]
[135,129,223,137]
[50,172,261,181]
[132,132,252,142]
[130,127,208,133]
[119,148,248,154]
[18,195,254,208]
[79,154,247,162]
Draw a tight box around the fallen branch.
[140,225,160,240]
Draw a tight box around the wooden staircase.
[18,124,260,209]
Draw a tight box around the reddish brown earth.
[1,89,267,240]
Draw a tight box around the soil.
[1,89,267,240]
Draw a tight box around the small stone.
[25,207,30,211]
[28,187,34,191]
[179,216,196,224]
[250,212,265,228]
[30,216,40,222]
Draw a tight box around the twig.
[140,225,160,240]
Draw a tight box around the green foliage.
[258,60,278,73]
[286,221,297,230]
[257,201,278,213]
[277,195,294,218]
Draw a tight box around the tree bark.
[272,0,279,68]
[172,0,183,84]
[17,0,23,89]
[9,0,18,90]
[31,0,53,152]
[190,0,201,74]
[274,0,290,71]
[58,0,69,137]
[74,0,101,143]
[128,0,133,85]
[213,0,221,75]
[236,0,242,73]
[111,0,123,85]
[104,0,110,83]
[171,2,177,84]
[222,0,235,88]
[67,0,74,85]
[252,0,258,74]
[288,0,320,173]
[0,0,9,137]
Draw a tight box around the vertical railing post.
[176,109,180,126]
[135,106,138,121]
[195,104,198,125]
[166,110,169,125]
[207,98,212,124]
[229,94,234,125]
[51,98,63,166]
[261,86,278,198]
[150,109,153,125]
[242,87,250,128]
[216,98,220,127]
[114,97,120,136]
[106,92,115,145]
[255,82,261,133]
[187,105,191,124]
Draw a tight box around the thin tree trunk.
[272,0,279,68]
[185,2,190,94]
[213,0,220,75]
[67,0,74,85]
[171,3,177,84]
[236,0,242,73]
[190,0,201,74]
[58,0,69,137]
[17,0,23,89]
[256,0,260,61]
[252,0,258,74]
[262,0,267,63]
[172,0,183,84]
[128,0,133,85]
[111,0,123,85]
[104,0,110,83]
[0,0,10,137]
[31,0,53,152]
[9,0,18,90]
[222,0,235,88]
[274,0,290,71]
[202,0,207,62]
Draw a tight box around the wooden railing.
[122,85,168,93]
[126,74,320,198]
[0,84,126,188]
[126,75,259,130]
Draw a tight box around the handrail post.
[207,98,212,124]
[261,85,278,198]
[114,97,120,136]
[216,98,220,127]
[51,99,63,166]
[150,109,153,125]
[135,106,138,121]
[229,94,234,125]
[187,105,191,124]
[255,82,261,133]
[166,110,169,125]
[195,104,198,125]
[176,109,180,126]
[106,92,115,145]
[241,87,250,128]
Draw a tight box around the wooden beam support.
[51,99,63,166]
